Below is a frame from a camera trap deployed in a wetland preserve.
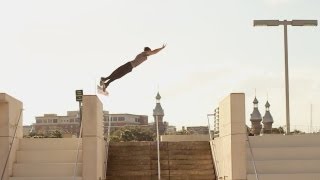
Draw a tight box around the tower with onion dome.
[262,101,274,134]
[153,92,166,135]
[250,97,262,135]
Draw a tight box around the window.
[70,119,74,123]
[135,118,139,122]
[48,119,52,123]
[118,117,125,121]
[53,119,57,123]
[36,120,42,123]
[44,120,48,123]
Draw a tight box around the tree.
[109,126,155,142]
[291,129,305,134]
[271,126,285,134]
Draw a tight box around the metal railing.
[103,117,112,180]
[73,108,83,180]
[207,110,220,179]
[246,128,259,180]
[0,108,23,180]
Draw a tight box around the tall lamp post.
[253,20,317,134]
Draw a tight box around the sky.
[1,0,320,132]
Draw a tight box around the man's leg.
[101,62,133,91]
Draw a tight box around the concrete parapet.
[0,93,23,180]
[82,95,105,180]
[212,93,246,180]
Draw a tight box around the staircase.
[247,134,320,180]
[107,141,216,180]
[9,138,82,180]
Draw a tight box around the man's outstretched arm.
[146,44,166,56]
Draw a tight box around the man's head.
[144,47,151,51]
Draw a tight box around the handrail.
[207,113,220,179]
[0,108,23,180]
[246,133,259,180]
[210,141,220,179]
[73,105,83,180]
[103,117,112,180]
[72,124,83,180]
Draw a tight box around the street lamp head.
[254,19,318,27]
[291,20,318,26]
[254,20,280,26]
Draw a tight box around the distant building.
[187,126,209,134]
[34,111,81,135]
[34,111,148,136]
[104,113,148,134]
[23,125,33,136]
[166,125,177,134]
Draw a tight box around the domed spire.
[250,96,262,136]
[262,100,274,134]
[263,101,273,123]
[250,96,262,121]
[156,92,161,100]
[153,92,164,116]
[265,101,270,109]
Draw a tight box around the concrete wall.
[82,95,106,180]
[212,93,246,180]
[247,134,320,180]
[0,93,23,180]
[161,134,210,142]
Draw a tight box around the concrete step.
[168,154,212,160]
[13,163,82,177]
[247,147,320,160]
[248,134,320,148]
[247,173,320,180]
[19,138,82,150]
[107,169,214,177]
[107,159,150,165]
[17,150,82,163]
[167,142,210,150]
[106,176,169,180]
[247,160,320,174]
[109,148,150,156]
[106,175,215,180]
[107,170,169,176]
[109,155,150,161]
[169,175,216,180]
[9,177,82,180]
[108,164,152,171]
[168,149,211,155]
[167,164,214,170]
[170,169,215,176]
[169,160,213,165]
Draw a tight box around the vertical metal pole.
[156,116,161,180]
[73,102,83,180]
[284,22,290,134]
[310,104,313,133]
[207,114,213,140]
[78,102,82,133]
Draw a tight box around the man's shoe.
[100,77,106,86]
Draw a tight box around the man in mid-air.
[100,44,166,92]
